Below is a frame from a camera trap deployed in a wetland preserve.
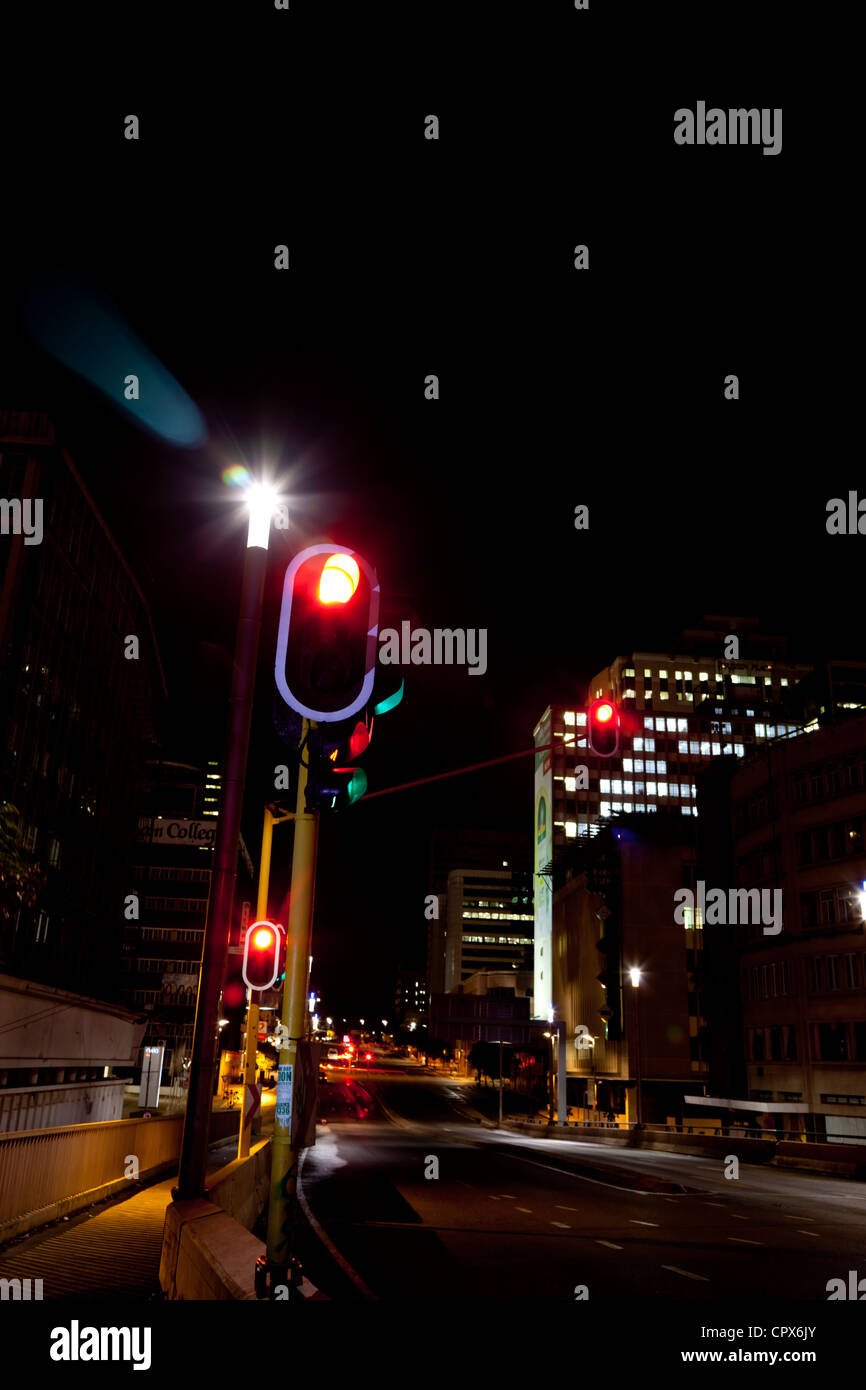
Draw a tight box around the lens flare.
[596,702,614,722]
[222,465,252,489]
[319,553,360,604]
[253,927,274,949]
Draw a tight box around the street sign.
[244,1083,261,1128]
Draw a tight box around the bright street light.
[245,480,279,549]
[629,968,642,988]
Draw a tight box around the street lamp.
[174,471,279,1201]
[629,968,643,1127]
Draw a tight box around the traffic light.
[596,921,623,1040]
[241,920,284,991]
[588,696,620,757]
[275,544,380,724]
[305,726,369,812]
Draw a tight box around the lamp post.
[629,967,643,1127]
[174,480,276,1200]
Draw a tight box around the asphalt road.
[300,1062,866,1301]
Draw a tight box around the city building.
[724,714,866,1141]
[427,827,531,996]
[0,410,167,1003]
[549,819,706,1125]
[533,615,813,1019]
[443,867,534,994]
[121,757,255,1093]
[394,963,427,1027]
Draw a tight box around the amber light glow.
[595,702,614,722]
[318,553,360,604]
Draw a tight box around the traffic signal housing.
[241,920,284,991]
[275,545,380,724]
[588,697,620,757]
[305,725,369,812]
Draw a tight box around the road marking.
[730,1214,749,1220]
[297,1150,379,1302]
[797,1230,820,1237]
[555,1205,577,1211]
[515,1207,533,1213]
[727,1237,763,1245]
[500,1194,516,1199]
[456,1180,473,1189]
[703,1202,725,1208]
[662,1264,709,1282]
[596,1240,622,1250]
[629,1220,659,1227]
[550,1221,571,1229]
[489,1195,501,1201]
[784,1214,814,1222]
[490,1151,657,1197]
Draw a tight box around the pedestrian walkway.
[0,1139,238,1300]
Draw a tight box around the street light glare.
[245,480,278,549]
[629,968,642,987]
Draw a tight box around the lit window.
[677,719,688,732]
[623,781,633,794]
[659,692,669,701]
[565,822,577,838]
[624,688,635,700]
[564,711,575,725]
[612,801,622,812]
[684,671,693,682]
[699,673,708,682]
[690,741,699,755]
[657,782,667,796]
[678,740,688,754]
[634,738,644,752]
[755,724,765,739]
[624,668,635,678]
[645,738,655,752]
[644,668,651,678]
[781,678,789,687]
[666,718,677,732]
[675,670,682,680]
[656,760,666,774]
[668,783,679,796]
[635,781,644,795]
[644,717,654,729]
[659,670,668,679]
[680,783,690,797]
[765,677,772,685]
[612,780,623,795]
[647,782,656,796]
[576,712,586,726]
[711,742,721,756]
[700,741,710,756]
[624,803,633,813]
[682,806,692,816]
[634,759,644,773]
[565,776,576,791]
[622,758,633,772]
[646,760,656,774]
[735,744,745,757]
[600,778,611,793]
[600,802,611,818]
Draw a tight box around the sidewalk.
[0,1137,238,1300]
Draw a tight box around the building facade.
[443,867,534,994]
[0,409,166,1004]
[728,715,866,1141]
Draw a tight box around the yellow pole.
[239,804,292,1159]
[264,719,319,1291]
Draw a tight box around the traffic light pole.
[173,541,268,1201]
[259,720,319,1297]
[239,804,293,1160]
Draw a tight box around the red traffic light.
[275,544,380,723]
[588,697,620,757]
[242,920,283,991]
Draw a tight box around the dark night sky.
[0,7,850,1016]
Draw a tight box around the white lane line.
[596,1240,623,1250]
[555,1205,578,1211]
[730,1214,749,1221]
[495,1150,655,1196]
[297,1150,379,1302]
[515,1207,533,1213]
[550,1221,571,1229]
[784,1215,814,1222]
[629,1220,659,1227]
[489,1195,501,1201]
[727,1237,764,1245]
[798,1230,820,1237]
[703,1202,725,1208]
[500,1194,516,1199]
[662,1264,710,1282]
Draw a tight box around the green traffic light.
[372,679,404,716]
[347,768,368,803]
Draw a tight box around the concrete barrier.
[206,1139,271,1231]
[160,1197,264,1301]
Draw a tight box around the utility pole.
[239,804,293,1159]
[498,1038,504,1127]
[174,532,268,1200]
[258,720,319,1297]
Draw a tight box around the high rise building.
[443,867,534,993]
[533,616,813,1018]
[0,410,166,1002]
